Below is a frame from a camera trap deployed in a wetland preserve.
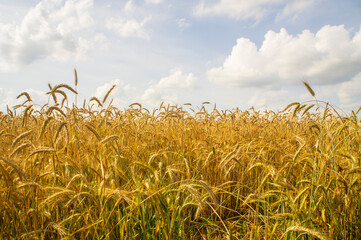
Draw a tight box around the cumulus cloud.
[207,24,361,88]
[105,0,152,39]
[176,18,192,29]
[106,17,151,39]
[140,69,197,107]
[338,72,361,109]
[194,0,317,20]
[0,0,94,72]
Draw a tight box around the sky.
[0,0,361,113]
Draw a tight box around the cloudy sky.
[1,0,361,112]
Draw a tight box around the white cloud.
[338,72,361,109]
[248,89,291,109]
[176,18,191,29]
[49,0,94,35]
[276,0,317,21]
[194,0,318,20]
[106,17,151,39]
[145,0,165,4]
[156,69,196,89]
[124,0,135,13]
[140,69,197,107]
[194,0,283,20]
[0,0,94,72]
[207,24,361,88]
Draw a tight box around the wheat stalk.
[12,130,33,148]
[39,116,52,140]
[0,156,27,179]
[47,83,58,104]
[283,226,330,240]
[46,106,67,118]
[199,180,218,204]
[74,68,78,87]
[99,135,119,145]
[102,84,116,104]
[85,123,101,141]
[54,122,67,143]
[302,81,315,97]
[52,84,78,95]
[89,97,103,107]
[47,222,69,237]
[29,147,56,157]
[17,92,32,102]
[10,142,32,158]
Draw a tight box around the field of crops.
[0,76,360,239]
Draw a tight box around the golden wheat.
[102,84,116,104]
[0,78,359,239]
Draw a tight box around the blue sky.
[0,0,361,112]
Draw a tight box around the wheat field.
[0,72,360,239]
